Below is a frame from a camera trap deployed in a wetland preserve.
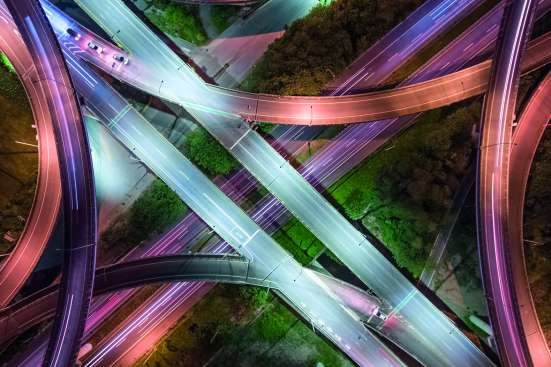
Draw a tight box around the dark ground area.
[134,285,354,367]
[0,56,38,253]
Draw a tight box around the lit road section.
[4,0,97,366]
[61,47,405,366]
[71,1,496,365]
[0,254,385,341]
[508,71,551,367]
[0,2,61,309]
[477,0,538,366]
[37,0,529,126]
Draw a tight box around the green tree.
[147,2,207,45]
[330,103,479,278]
[343,189,370,220]
[127,179,187,242]
[185,128,237,176]
[244,0,422,96]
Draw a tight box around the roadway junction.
[0,0,549,366]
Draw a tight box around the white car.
[113,54,129,65]
[87,41,103,54]
[374,309,388,321]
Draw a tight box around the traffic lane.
[477,0,537,365]
[509,72,551,366]
[49,0,551,125]
[328,0,482,94]
[5,0,97,366]
[68,52,404,367]
[0,8,62,307]
[62,2,494,366]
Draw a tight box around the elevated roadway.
[63,2,498,364]
[0,254,383,344]
[476,0,538,366]
[0,2,61,309]
[45,0,549,126]
[1,0,548,366]
[508,71,551,366]
[67,1,497,365]
[12,0,537,363]
[59,42,405,366]
[71,3,551,365]
[3,0,97,366]
[171,0,260,4]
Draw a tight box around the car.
[112,54,129,65]
[374,309,388,321]
[66,28,81,41]
[87,41,103,54]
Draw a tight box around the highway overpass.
[45,0,551,126]
[476,1,538,366]
[4,0,98,366]
[507,71,551,367]
[0,2,61,310]
[0,254,383,346]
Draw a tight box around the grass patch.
[272,218,325,266]
[0,56,37,252]
[181,127,237,177]
[0,53,15,74]
[328,102,479,278]
[99,179,187,263]
[210,5,240,34]
[146,0,207,45]
[135,285,352,367]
